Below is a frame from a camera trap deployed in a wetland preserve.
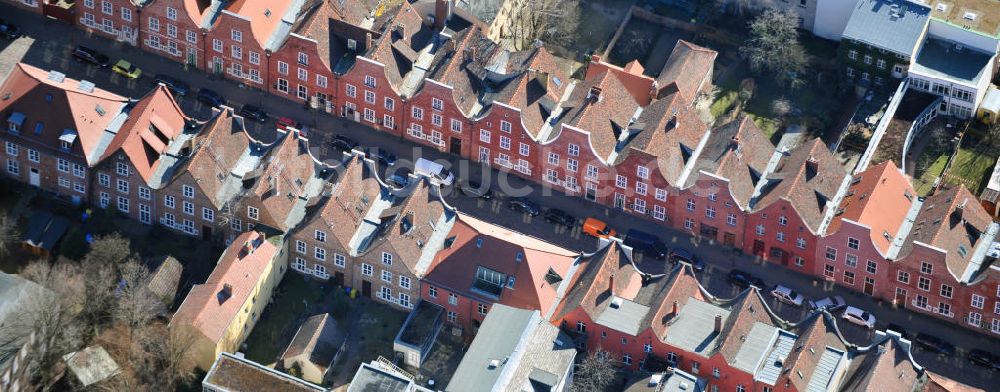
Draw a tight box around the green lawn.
[243,273,326,365]
[946,146,999,194]
[914,155,949,196]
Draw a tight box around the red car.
[277,117,299,130]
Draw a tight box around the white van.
[414,158,454,186]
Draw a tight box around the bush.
[59,227,88,260]
[711,91,739,119]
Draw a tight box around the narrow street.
[1,5,998,389]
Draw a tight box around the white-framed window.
[276,79,289,93]
[58,177,70,188]
[705,206,716,219]
[825,246,836,260]
[500,120,512,133]
[778,215,787,226]
[6,159,18,176]
[117,196,129,213]
[364,75,377,88]
[637,166,650,180]
[56,158,69,173]
[99,192,110,208]
[727,213,737,226]
[247,206,259,220]
[362,263,373,276]
[586,165,598,180]
[431,114,442,127]
[182,184,194,198]
[381,270,392,283]
[615,175,627,189]
[684,218,695,229]
[451,119,462,133]
[277,61,289,76]
[345,83,356,98]
[73,182,85,194]
[84,0,93,7]
[167,24,177,38]
[384,97,394,110]
[449,293,458,306]
[364,108,376,123]
[499,136,511,150]
[202,208,214,222]
[101,0,112,14]
[479,129,491,143]
[971,294,984,309]
[897,271,910,284]
[399,275,411,289]
[686,199,696,211]
[334,253,345,268]
[313,264,327,279]
[99,173,110,187]
[314,247,326,261]
[182,201,194,215]
[655,188,667,201]
[121,7,131,21]
[230,45,242,59]
[918,277,931,291]
[447,311,456,322]
[382,252,393,265]
[848,237,860,250]
[635,182,647,196]
[920,262,933,275]
[634,199,646,214]
[316,74,327,88]
[186,30,197,44]
[298,68,308,81]
[566,158,578,173]
[231,218,242,232]
[231,29,242,42]
[412,106,424,120]
[295,240,307,254]
[796,237,807,249]
[297,84,308,100]
[755,224,765,235]
[138,187,151,200]
[845,254,858,268]
[28,149,39,163]
[431,98,444,111]
[940,284,953,299]
[478,303,488,316]
[212,39,222,52]
[383,115,394,129]
[653,205,665,221]
[5,142,17,156]
[164,195,175,209]
[248,51,260,65]
[116,178,129,194]
[297,51,308,65]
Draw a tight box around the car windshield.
[789,290,799,299]
[860,311,870,319]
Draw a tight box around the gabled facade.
[817,160,916,297]
[744,139,849,272]
[0,64,129,204]
[138,0,210,66]
[674,116,772,248]
[77,0,140,44]
[420,213,579,334]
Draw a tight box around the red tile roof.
[828,160,915,255]
[424,213,578,314]
[840,334,924,392]
[585,56,656,106]
[655,40,717,102]
[172,231,277,344]
[362,177,448,274]
[367,1,427,92]
[100,85,188,185]
[753,138,846,233]
[246,130,318,231]
[293,0,376,70]
[899,185,993,279]
[686,116,773,209]
[617,89,708,186]
[310,154,382,250]
[553,71,639,160]
[173,107,252,208]
[0,63,128,166]
[223,0,300,49]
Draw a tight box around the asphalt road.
[2,6,998,388]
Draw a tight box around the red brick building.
[0,64,130,204]
[78,0,139,43]
[137,0,210,66]
[817,160,916,296]
[887,186,998,332]
[91,84,188,225]
[420,212,579,334]
[673,116,773,247]
[743,139,848,271]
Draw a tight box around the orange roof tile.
[829,160,915,255]
[101,85,188,185]
[585,55,656,106]
[172,231,277,344]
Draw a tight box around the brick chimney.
[608,273,615,294]
[365,32,372,51]
[671,301,678,315]
[714,314,722,333]
[434,0,452,29]
[805,156,819,180]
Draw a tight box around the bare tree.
[740,9,808,89]
[493,0,581,50]
[112,259,161,331]
[80,235,134,326]
[0,213,17,258]
[18,261,88,387]
[571,349,617,392]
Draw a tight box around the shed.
[22,211,70,256]
[62,345,120,388]
[978,85,1000,125]
[280,313,343,384]
[146,255,183,308]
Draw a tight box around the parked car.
[111,60,142,79]
[197,88,225,107]
[459,180,492,199]
[154,74,190,96]
[770,285,805,306]
[841,306,876,329]
[238,105,268,122]
[508,197,540,216]
[967,349,1000,370]
[330,135,359,151]
[884,323,913,339]
[365,147,398,166]
[387,173,410,188]
[414,158,454,186]
[277,116,300,130]
[912,333,955,355]
[543,208,576,227]
[668,248,705,271]
[0,22,21,39]
[727,269,765,289]
[72,46,110,67]
[582,217,616,239]
[624,229,668,260]
[808,296,846,311]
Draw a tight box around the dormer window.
[8,112,25,134]
[473,266,506,297]
[59,129,77,151]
